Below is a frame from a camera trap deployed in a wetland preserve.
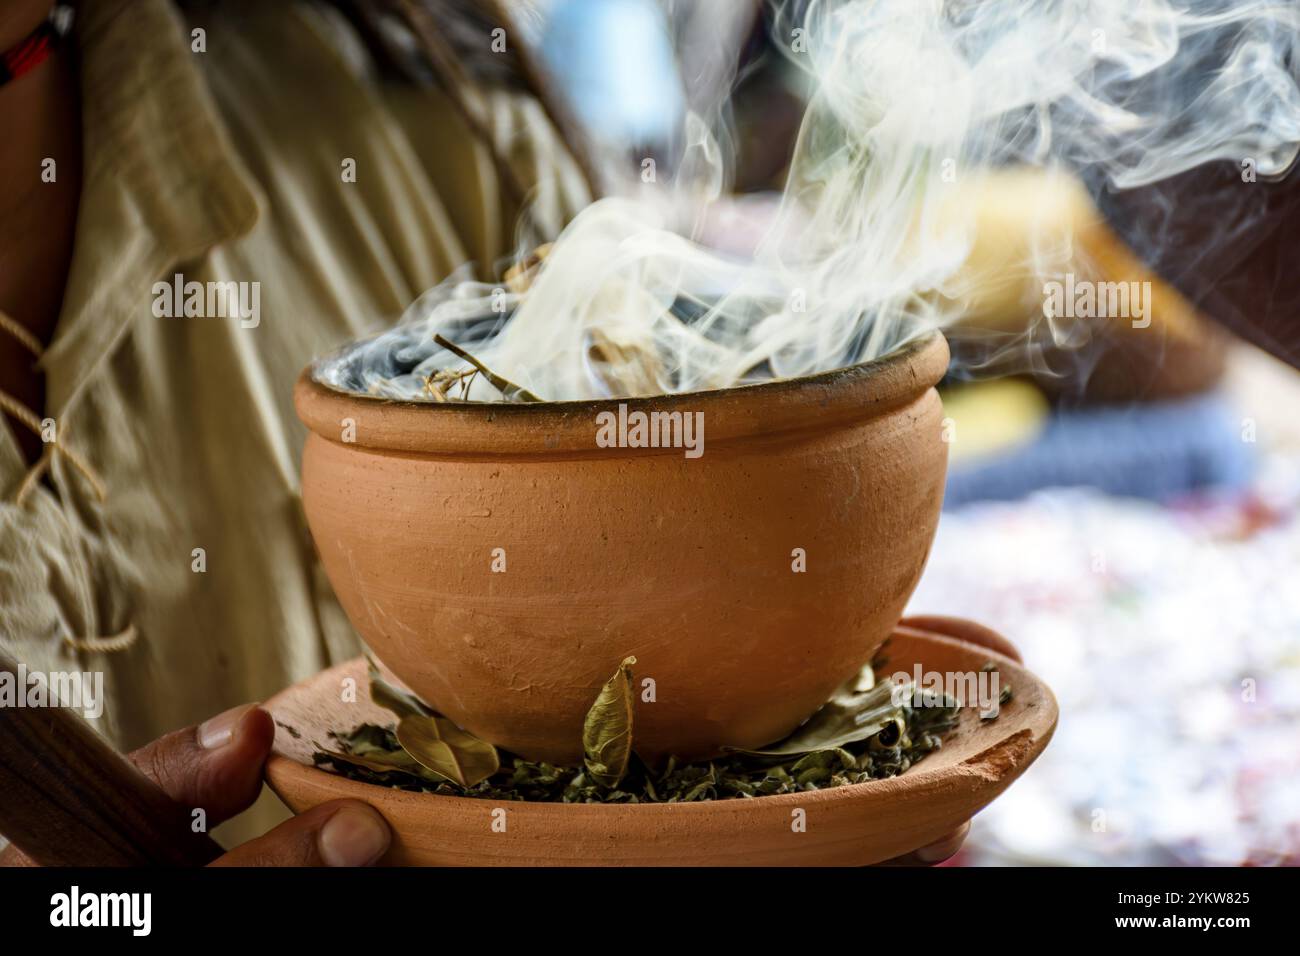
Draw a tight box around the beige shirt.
[0,0,586,803]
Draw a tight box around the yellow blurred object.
[503,242,553,293]
[939,167,1228,400]
[938,378,1049,464]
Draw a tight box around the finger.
[879,820,971,866]
[209,799,391,867]
[127,703,274,826]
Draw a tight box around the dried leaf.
[320,747,426,777]
[315,677,963,803]
[395,714,501,787]
[585,328,664,398]
[340,724,402,758]
[582,656,637,788]
[315,658,964,803]
[503,242,552,293]
[725,679,904,758]
[366,656,432,719]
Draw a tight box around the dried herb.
[502,242,552,294]
[582,656,637,788]
[367,657,433,719]
[724,671,902,758]
[313,660,967,803]
[586,330,664,398]
[395,714,500,787]
[421,366,478,402]
[319,746,430,778]
[433,334,541,403]
[365,658,499,786]
[980,661,1014,720]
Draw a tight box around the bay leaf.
[725,679,905,758]
[369,682,425,719]
[395,714,501,787]
[337,722,400,757]
[366,656,434,719]
[321,747,429,778]
[582,655,637,788]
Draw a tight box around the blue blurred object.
[538,0,684,147]
[944,391,1255,508]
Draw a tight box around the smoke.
[316,0,1300,403]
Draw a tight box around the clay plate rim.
[264,619,1057,834]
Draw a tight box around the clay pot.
[294,331,950,763]
[264,619,1058,866]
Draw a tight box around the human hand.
[0,704,391,867]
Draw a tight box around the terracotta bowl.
[294,332,950,763]
[264,618,1058,866]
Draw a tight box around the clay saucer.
[264,618,1057,866]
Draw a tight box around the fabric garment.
[0,0,587,842]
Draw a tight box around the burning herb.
[586,330,665,397]
[433,334,541,403]
[502,242,552,294]
[421,366,478,402]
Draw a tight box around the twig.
[434,335,542,402]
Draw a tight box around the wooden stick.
[0,649,223,866]
[434,334,542,402]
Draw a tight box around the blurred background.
[531,0,1300,865]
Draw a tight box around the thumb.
[210,800,391,867]
[128,703,274,825]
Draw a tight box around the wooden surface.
[0,649,223,866]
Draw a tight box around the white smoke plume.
[316,0,1300,402]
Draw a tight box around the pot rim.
[295,330,949,456]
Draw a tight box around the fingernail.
[198,703,260,750]
[319,806,391,867]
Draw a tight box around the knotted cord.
[0,308,136,653]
